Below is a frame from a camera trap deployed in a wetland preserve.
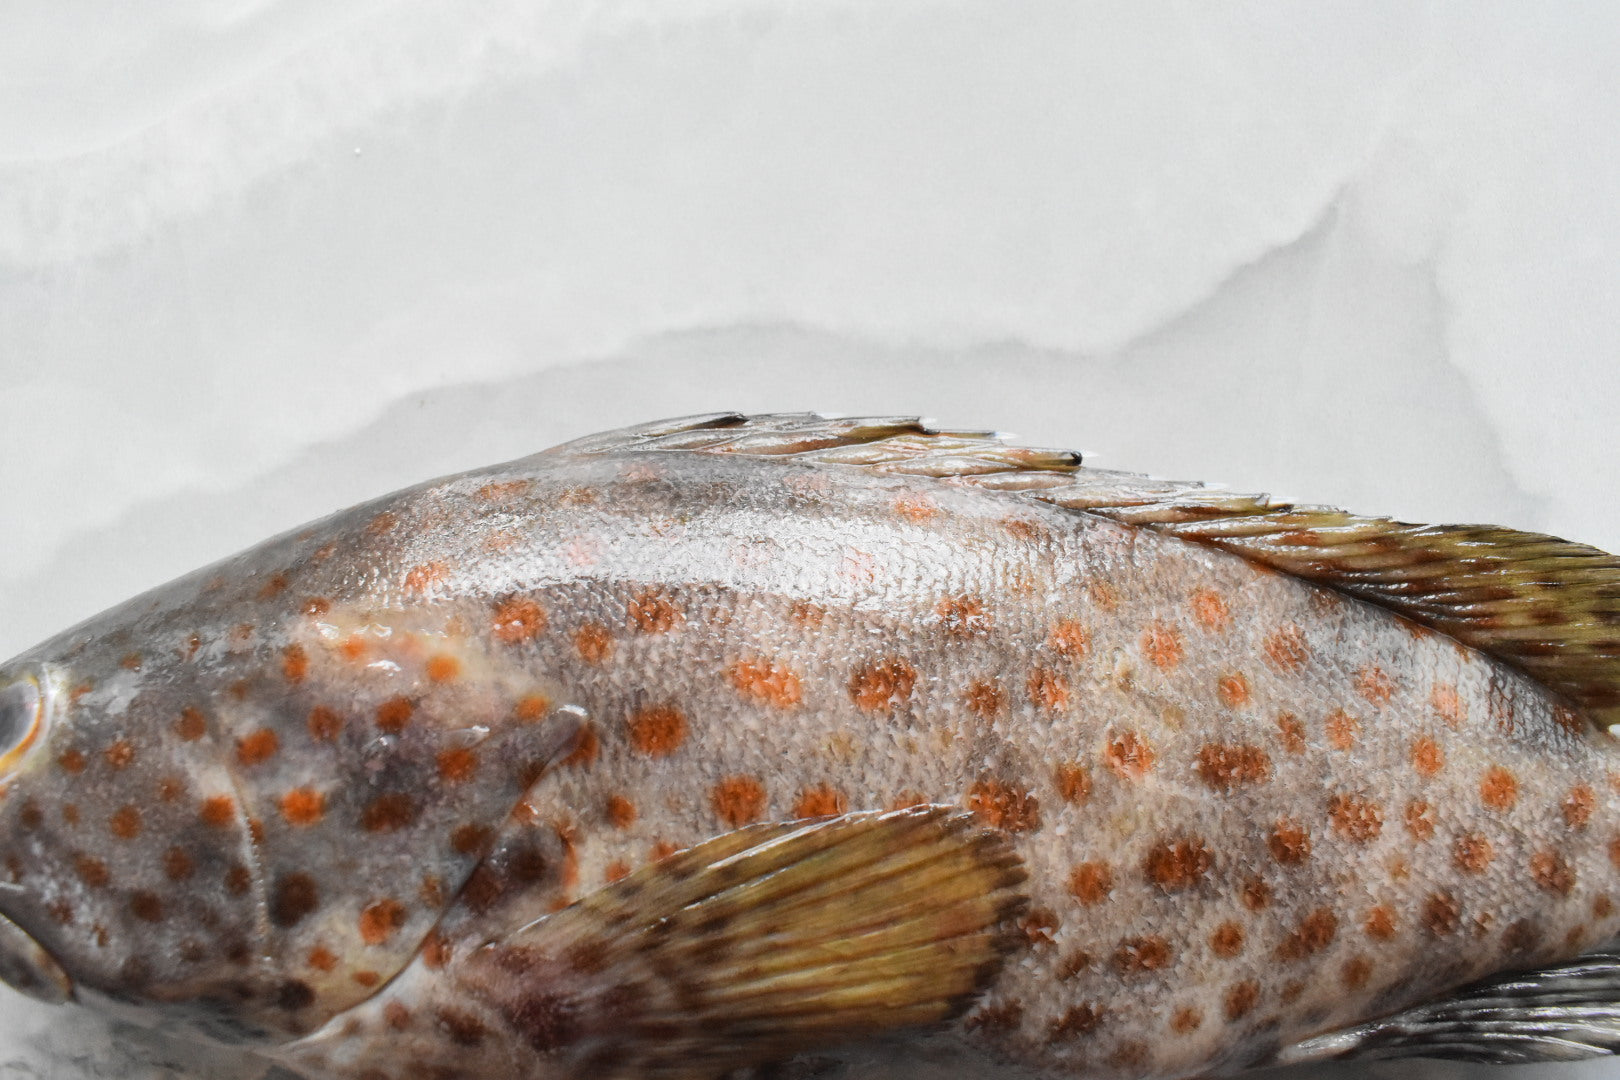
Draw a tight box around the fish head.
[0,502,587,1047]
[0,577,311,1043]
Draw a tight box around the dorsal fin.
[562,413,1620,732]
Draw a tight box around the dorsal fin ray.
[560,412,1620,732]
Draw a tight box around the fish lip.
[0,906,73,1005]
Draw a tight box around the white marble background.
[2,3,1619,1078]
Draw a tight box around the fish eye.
[0,678,42,764]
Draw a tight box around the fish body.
[0,413,1618,1079]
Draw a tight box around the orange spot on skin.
[711,776,767,827]
[1481,766,1519,810]
[176,707,207,742]
[573,624,614,665]
[1329,794,1384,843]
[302,597,331,617]
[1113,936,1172,975]
[236,729,279,767]
[1454,834,1494,873]
[1055,763,1092,804]
[1342,955,1373,990]
[58,749,86,774]
[1405,799,1436,841]
[423,654,461,683]
[339,634,368,662]
[894,493,939,523]
[1241,878,1272,911]
[1264,626,1310,670]
[1225,981,1260,1021]
[793,784,848,818]
[1411,736,1444,777]
[937,595,992,637]
[1141,622,1183,671]
[280,788,325,827]
[1355,665,1395,706]
[1326,709,1360,750]
[376,697,414,734]
[1216,673,1251,708]
[1610,835,1620,871]
[1027,668,1070,712]
[627,591,683,634]
[359,900,406,946]
[492,597,547,644]
[628,705,688,756]
[1364,905,1397,940]
[1069,862,1114,905]
[200,796,235,828]
[1431,683,1466,729]
[1423,892,1461,936]
[968,778,1041,832]
[1089,580,1121,612]
[1105,731,1156,780]
[120,653,142,671]
[307,946,338,972]
[1143,838,1211,892]
[966,679,1006,719]
[362,794,418,832]
[404,562,449,593]
[1269,821,1311,865]
[1209,921,1244,958]
[604,861,632,884]
[1277,908,1338,961]
[476,479,532,501]
[887,790,928,811]
[727,659,804,708]
[353,971,381,988]
[605,795,637,829]
[1275,713,1306,754]
[1190,588,1230,631]
[1565,785,1596,830]
[1047,619,1089,660]
[848,658,918,714]
[308,706,342,741]
[74,856,110,888]
[1197,744,1271,791]
[366,511,398,535]
[561,725,599,768]
[436,748,478,783]
[104,741,135,770]
[109,805,142,840]
[1532,851,1576,895]
[1170,1006,1203,1035]
[282,644,309,683]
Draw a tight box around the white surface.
[2,2,1618,1078]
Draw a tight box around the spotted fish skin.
[0,413,1616,1080]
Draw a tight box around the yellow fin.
[564,413,1620,732]
[452,806,1027,1077]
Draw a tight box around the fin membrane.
[1278,948,1620,1065]
[563,412,1620,731]
[453,806,1027,1077]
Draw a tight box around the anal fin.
[1278,947,1620,1065]
[453,806,1027,1077]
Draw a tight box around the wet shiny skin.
[0,417,1614,1079]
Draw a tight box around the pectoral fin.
[1278,947,1620,1065]
[453,806,1027,1077]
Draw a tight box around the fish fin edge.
[563,411,1620,732]
[1277,948,1620,1065]
[452,805,1027,1077]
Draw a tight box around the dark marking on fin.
[452,806,1027,1076]
[1278,948,1620,1064]
[561,413,1620,732]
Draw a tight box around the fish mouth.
[0,907,72,1004]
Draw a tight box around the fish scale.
[0,413,1617,1080]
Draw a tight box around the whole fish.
[2,412,1620,1080]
